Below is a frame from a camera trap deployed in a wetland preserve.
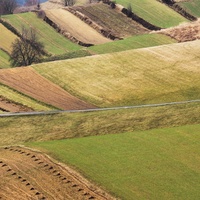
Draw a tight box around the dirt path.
[0,146,115,200]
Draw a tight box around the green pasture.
[0,84,53,111]
[175,0,200,17]
[1,12,80,55]
[0,50,10,69]
[28,123,200,200]
[33,40,200,107]
[0,101,200,146]
[116,0,188,28]
[89,33,176,54]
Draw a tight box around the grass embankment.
[116,0,187,28]
[0,102,200,146]
[0,84,52,111]
[89,33,176,54]
[33,40,200,107]
[28,123,200,200]
[176,0,200,17]
[0,50,10,69]
[0,23,18,53]
[1,12,80,55]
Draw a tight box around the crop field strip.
[0,24,18,54]
[44,9,111,45]
[0,84,52,112]
[33,40,200,107]
[89,33,176,54]
[70,3,149,38]
[0,50,10,69]
[1,12,80,55]
[116,0,188,28]
[0,67,96,110]
[175,0,200,17]
[0,146,114,200]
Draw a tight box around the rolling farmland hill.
[89,33,176,54]
[33,40,200,107]
[1,12,80,55]
[44,8,111,45]
[116,0,188,28]
[70,3,148,38]
[175,0,200,17]
[0,67,95,110]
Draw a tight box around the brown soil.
[0,96,33,112]
[0,67,96,110]
[0,146,115,200]
[155,19,200,42]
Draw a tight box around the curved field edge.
[27,123,200,200]
[0,102,200,146]
[116,0,188,28]
[33,40,200,107]
[0,84,53,111]
[89,33,177,54]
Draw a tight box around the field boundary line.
[0,99,200,117]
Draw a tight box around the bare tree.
[0,0,17,15]
[63,0,75,6]
[10,27,46,67]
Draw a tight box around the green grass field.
[0,101,200,146]
[175,0,200,17]
[1,12,80,55]
[0,50,10,69]
[33,40,200,107]
[27,123,200,200]
[0,84,52,111]
[116,0,188,28]
[89,33,176,54]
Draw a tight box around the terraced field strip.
[0,24,18,53]
[0,84,52,112]
[0,67,95,110]
[89,33,176,54]
[28,124,200,200]
[116,0,188,28]
[0,50,10,69]
[45,9,111,45]
[0,146,114,200]
[157,19,200,42]
[175,0,200,17]
[34,40,200,107]
[71,3,148,38]
[1,12,80,55]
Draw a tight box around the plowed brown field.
[0,67,95,110]
[0,146,115,200]
[44,9,111,45]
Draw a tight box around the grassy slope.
[116,0,188,28]
[0,50,10,69]
[33,40,200,107]
[0,23,18,53]
[0,84,52,111]
[0,102,200,146]
[176,0,200,17]
[1,12,80,55]
[89,33,176,54]
[28,124,200,200]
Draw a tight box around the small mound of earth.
[155,19,200,42]
[0,146,115,200]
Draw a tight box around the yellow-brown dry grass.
[0,24,18,53]
[0,67,95,110]
[44,9,111,45]
[156,19,200,42]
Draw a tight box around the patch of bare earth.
[0,67,96,110]
[0,96,33,112]
[0,146,115,200]
[44,8,111,45]
[155,19,200,42]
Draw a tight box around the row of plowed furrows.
[0,147,112,200]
